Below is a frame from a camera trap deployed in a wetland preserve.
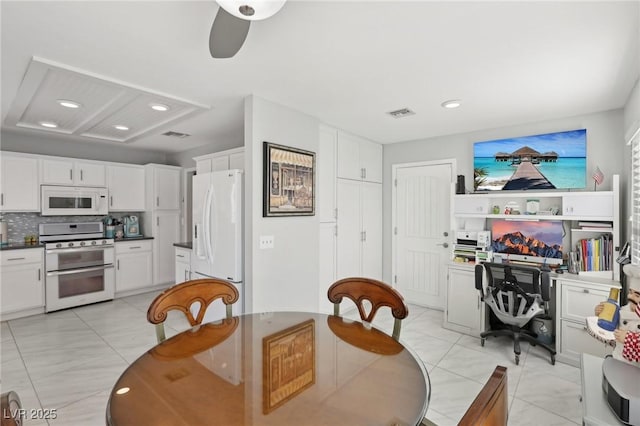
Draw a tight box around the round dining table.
[107,312,430,426]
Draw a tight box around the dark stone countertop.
[114,236,154,242]
[0,242,43,251]
[173,241,192,250]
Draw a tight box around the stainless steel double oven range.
[39,222,115,312]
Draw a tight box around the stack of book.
[575,233,613,272]
[453,244,477,262]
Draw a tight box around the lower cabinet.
[443,264,486,336]
[556,278,615,366]
[175,247,191,284]
[115,240,153,294]
[0,248,44,320]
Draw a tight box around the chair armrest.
[475,264,485,297]
[540,271,550,301]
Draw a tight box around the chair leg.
[517,332,556,365]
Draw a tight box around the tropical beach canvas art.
[473,129,587,191]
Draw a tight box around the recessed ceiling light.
[441,100,462,109]
[114,125,130,131]
[39,121,58,128]
[56,99,81,109]
[149,103,170,112]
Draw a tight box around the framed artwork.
[263,142,315,217]
[262,319,315,414]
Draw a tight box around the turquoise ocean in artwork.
[474,157,587,189]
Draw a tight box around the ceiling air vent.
[162,131,191,138]
[387,108,415,118]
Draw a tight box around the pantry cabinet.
[336,131,382,183]
[0,152,40,212]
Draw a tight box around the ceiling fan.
[209,0,287,58]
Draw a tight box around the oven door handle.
[46,246,113,255]
[46,264,114,276]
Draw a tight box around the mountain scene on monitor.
[492,231,563,259]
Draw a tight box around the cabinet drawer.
[561,320,611,359]
[175,247,191,263]
[115,240,152,255]
[0,248,43,266]
[561,283,611,322]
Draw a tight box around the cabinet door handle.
[117,260,120,270]
[157,217,159,226]
[1,193,3,206]
[110,196,113,207]
[129,246,141,250]
[38,268,41,281]
[477,295,480,309]
[363,168,367,179]
[7,257,25,261]
[80,169,84,181]
[176,254,185,258]
[583,289,590,294]
[156,196,159,207]
[436,242,449,248]
[185,270,188,281]
[70,169,73,181]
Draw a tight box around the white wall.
[383,109,627,283]
[625,78,640,142]
[0,129,167,164]
[244,95,320,313]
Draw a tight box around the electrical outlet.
[259,235,274,249]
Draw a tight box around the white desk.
[581,353,624,426]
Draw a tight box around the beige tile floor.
[1,291,582,425]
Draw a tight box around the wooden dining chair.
[327,277,409,340]
[1,390,22,426]
[147,278,239,343]
[458,365,508,426]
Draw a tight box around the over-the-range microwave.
[41,185,108,216]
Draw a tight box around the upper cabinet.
[107,164,146,211]
[145,164,181,210]
[0,152,40,212]
[336,131,382,183]
[194,148,244,174]
[42,158,106,187]
[318,125,337,223]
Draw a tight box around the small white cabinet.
[555,277,615,366]
[145,164,181,210]
[444,264,486,335]
[175,247,191,284]
[0,248,44,320]
[42,158,106,187]
[562,193,613,218]
[336,131,382,183]
[151,211,181,285]
[115,240,153,294]
[0,152,40,212]
[107,164,145,211]
[194,148,244,174]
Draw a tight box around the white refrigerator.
[192,169,243,323]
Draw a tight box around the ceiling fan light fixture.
[216,0,286,21]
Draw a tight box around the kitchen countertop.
[114,236,154,242]
[0,242,43,251]
[173,241,192,250]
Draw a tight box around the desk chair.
[147,278,239,343]
[1,391,22,426]
[458,365,508,426]
[327,277,409,340]
[475,262,556,365]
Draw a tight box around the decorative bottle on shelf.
[597,287,620,331]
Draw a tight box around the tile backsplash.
[0,213,144,243]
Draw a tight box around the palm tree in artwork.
[474,167,488,191]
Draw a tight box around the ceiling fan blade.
[209,7,251,59]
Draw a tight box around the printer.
[602,356,640,425]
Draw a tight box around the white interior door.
[394,162,453,308]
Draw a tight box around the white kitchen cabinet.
[336,131,382,183]
[0,152,40,212]
[0,248,44,320]
[194,148,245,174]
[115,240,153,294]
[319,222,337,313]
[336,179,382,280]
[175,247,191,284]
[145,164,181,210]
[149,211,181,286]
[555,277,616,366]
[562,193,613,218]
[318,125,337,223]
[443,264,486,335]
[107,164,145,211]
[42,158,106,186]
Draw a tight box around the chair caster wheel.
[515,355,520,365]
[480,338,485,347]
[551,355,556,365]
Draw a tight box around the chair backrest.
[147,278,239,343]
[458,365,508,426]
[327,277,409,340]
[1,391,22,426]
[475,262,549,328]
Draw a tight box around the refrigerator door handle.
[203,185,214,263]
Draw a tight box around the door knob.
[443,231,449,237]
[437,242,449,248]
